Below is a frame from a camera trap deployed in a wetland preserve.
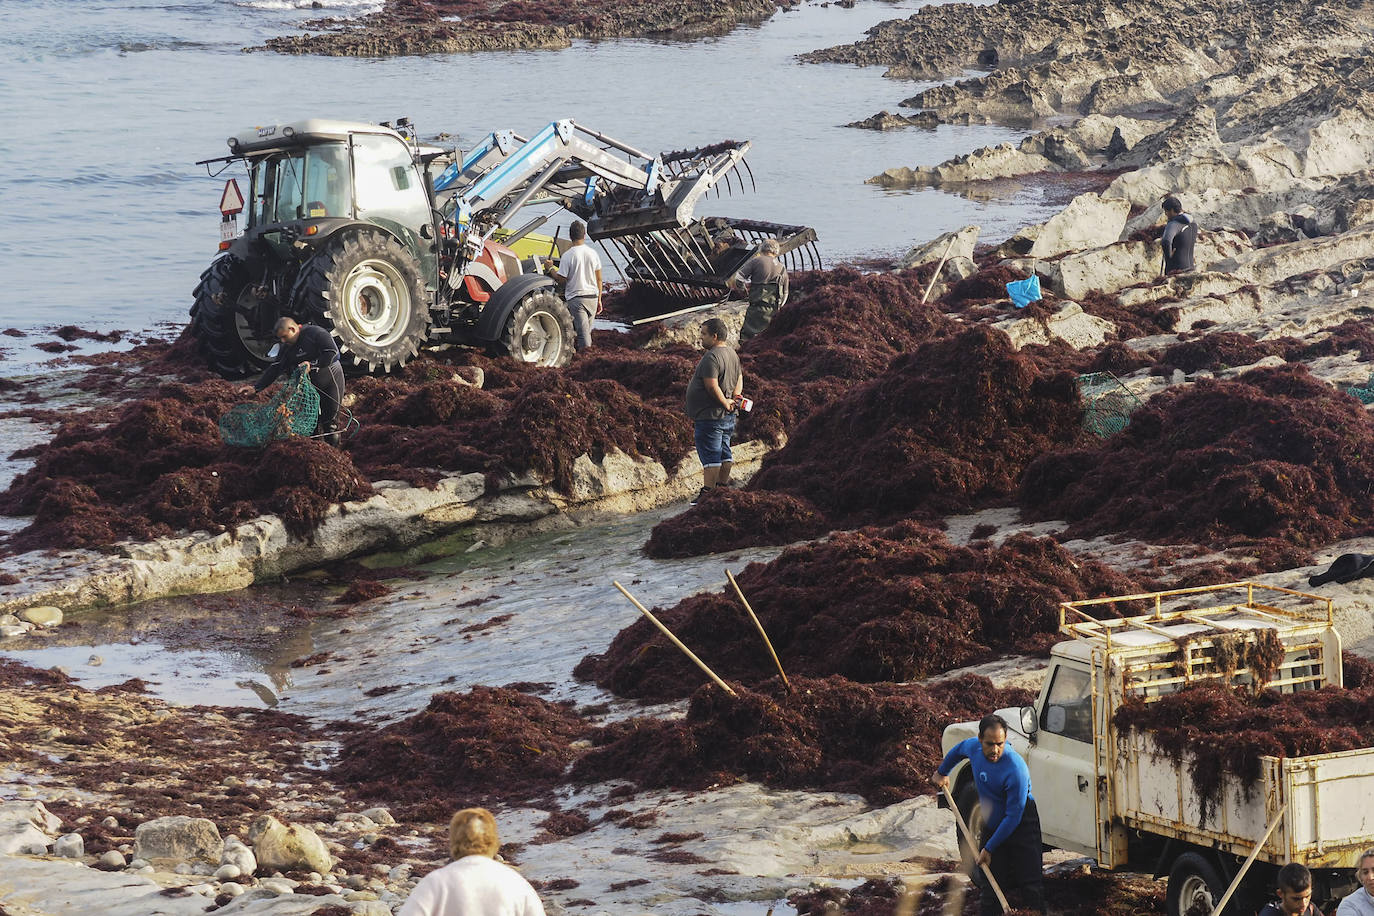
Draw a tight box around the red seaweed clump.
[1155,332,1283,374]
[580,520,1136,701]
[1114,679,1374,823]
[643,488,826,558]
[0,380,373,551]
[788,871,1165,916]
[572,674,1034,805]
[648,325,1086,557]
[330,686,590,814]
[1020,363,1374,553]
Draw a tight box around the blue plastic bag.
[1006,273,1042,309]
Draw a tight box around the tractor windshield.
[248,141,351,227]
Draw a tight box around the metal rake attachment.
[598,216,821,304]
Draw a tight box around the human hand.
[931,772,949,791]
[596,298,604,316]
[298,360,312,370]
[976,849,991,868]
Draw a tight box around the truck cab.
[940,582,1365,916]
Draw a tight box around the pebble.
[100,851,126,868]
[346,891,381,902]
[259,878,295,896]
[16,785,37,798]
[388,864,411,882]
[173,863,194,875]
[219,882,245,898]
[134,865,154,875]
[215,864,242,880]
[87,654,103,666]
[101,816,119,829]
[54,833,84,858]
[360,807,395,826]
[0,624,26,638]
[0,614,19,626]
[19,606,63,627]
[344,874,368,890]
[128,858,150,870]
[371,863,390,877]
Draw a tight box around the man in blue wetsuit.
[932,713,1046,916]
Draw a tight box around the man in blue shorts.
[684,317,742,505]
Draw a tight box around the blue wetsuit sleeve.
[984,756,1029,852]
[937,737,973,776]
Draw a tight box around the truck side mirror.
[1021,705,1039,737]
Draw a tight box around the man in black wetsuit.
[1160,195,1199,276]
[237,318,345,446]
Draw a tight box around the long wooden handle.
[613,581,736,697]
[726,570,790,692]
[941,783,1010,914]
[1207,802,1289,916]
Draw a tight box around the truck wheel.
[189,255,278,378]
[297,231,430,373]
[1167,852,1227,916]
[498,288,574,367]
[954,782,984,872]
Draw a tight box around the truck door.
[1027,664,1098,857]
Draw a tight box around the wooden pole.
[726,569,791,692]
[1207,802,1288,916]
[920,236,959,305]
[612,581,737,697]
[940,784,1010,914]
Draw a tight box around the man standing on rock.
[685,317,743,505]
[730,237,789,341]
[546,220,603,351]
[1160,195,1198,277]
[236,317,345,447]
[398,808,545,916]
[932,714,1046,916]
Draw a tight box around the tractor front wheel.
[498,287,575,367]
[297,231,430,373]
[189,255,279,379]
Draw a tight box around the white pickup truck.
[939,582,1374,916]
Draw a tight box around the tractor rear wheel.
[189,255,278,379]
[296,230,430,373]
[498,287,575,367]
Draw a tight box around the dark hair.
[701,317,729,340]
[1162,196,1183,214]
[978,714,1009,738]
[1277,862,1312,893]
[569,220,587,241]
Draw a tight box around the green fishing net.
[1077,371,1143,438]
[219,367,320,447]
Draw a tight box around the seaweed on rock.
[572,674,1035,805]
[583,521,1137,701]
[649,325,1086,557]
[1020,363,1374,554]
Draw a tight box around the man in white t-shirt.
[547,220,603,351]
[398,808,545,916]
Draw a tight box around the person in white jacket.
[1337,849,1374,916]
[399,808,545,916]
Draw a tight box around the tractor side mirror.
[1021,705,1039,739]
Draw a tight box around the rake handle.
[940,783,1010,914]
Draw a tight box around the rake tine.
[741,160,757,193]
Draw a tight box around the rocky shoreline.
[11,0,1374,913]
[260,0,790,56]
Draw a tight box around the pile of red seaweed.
[789,871,1165,916]
[1020,363,1374,553]
[0,380,373,550]
[646,325,1086,558]
[1114,677,1374,823]
[330,686,590,818]
[580,521,1137,701]
[571,674,1035,805]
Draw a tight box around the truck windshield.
[248,142,351,227]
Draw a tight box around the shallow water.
[0,0,1060,376]
[1,504,789,715]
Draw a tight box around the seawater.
[0,0,1047,374]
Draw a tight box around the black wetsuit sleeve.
[254,345,295,392]
[1160,221,1180,264]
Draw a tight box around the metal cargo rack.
[1058,582,1338,699]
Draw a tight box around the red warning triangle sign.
[220,179,245,215]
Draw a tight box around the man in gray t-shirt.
[684,317,743,505]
